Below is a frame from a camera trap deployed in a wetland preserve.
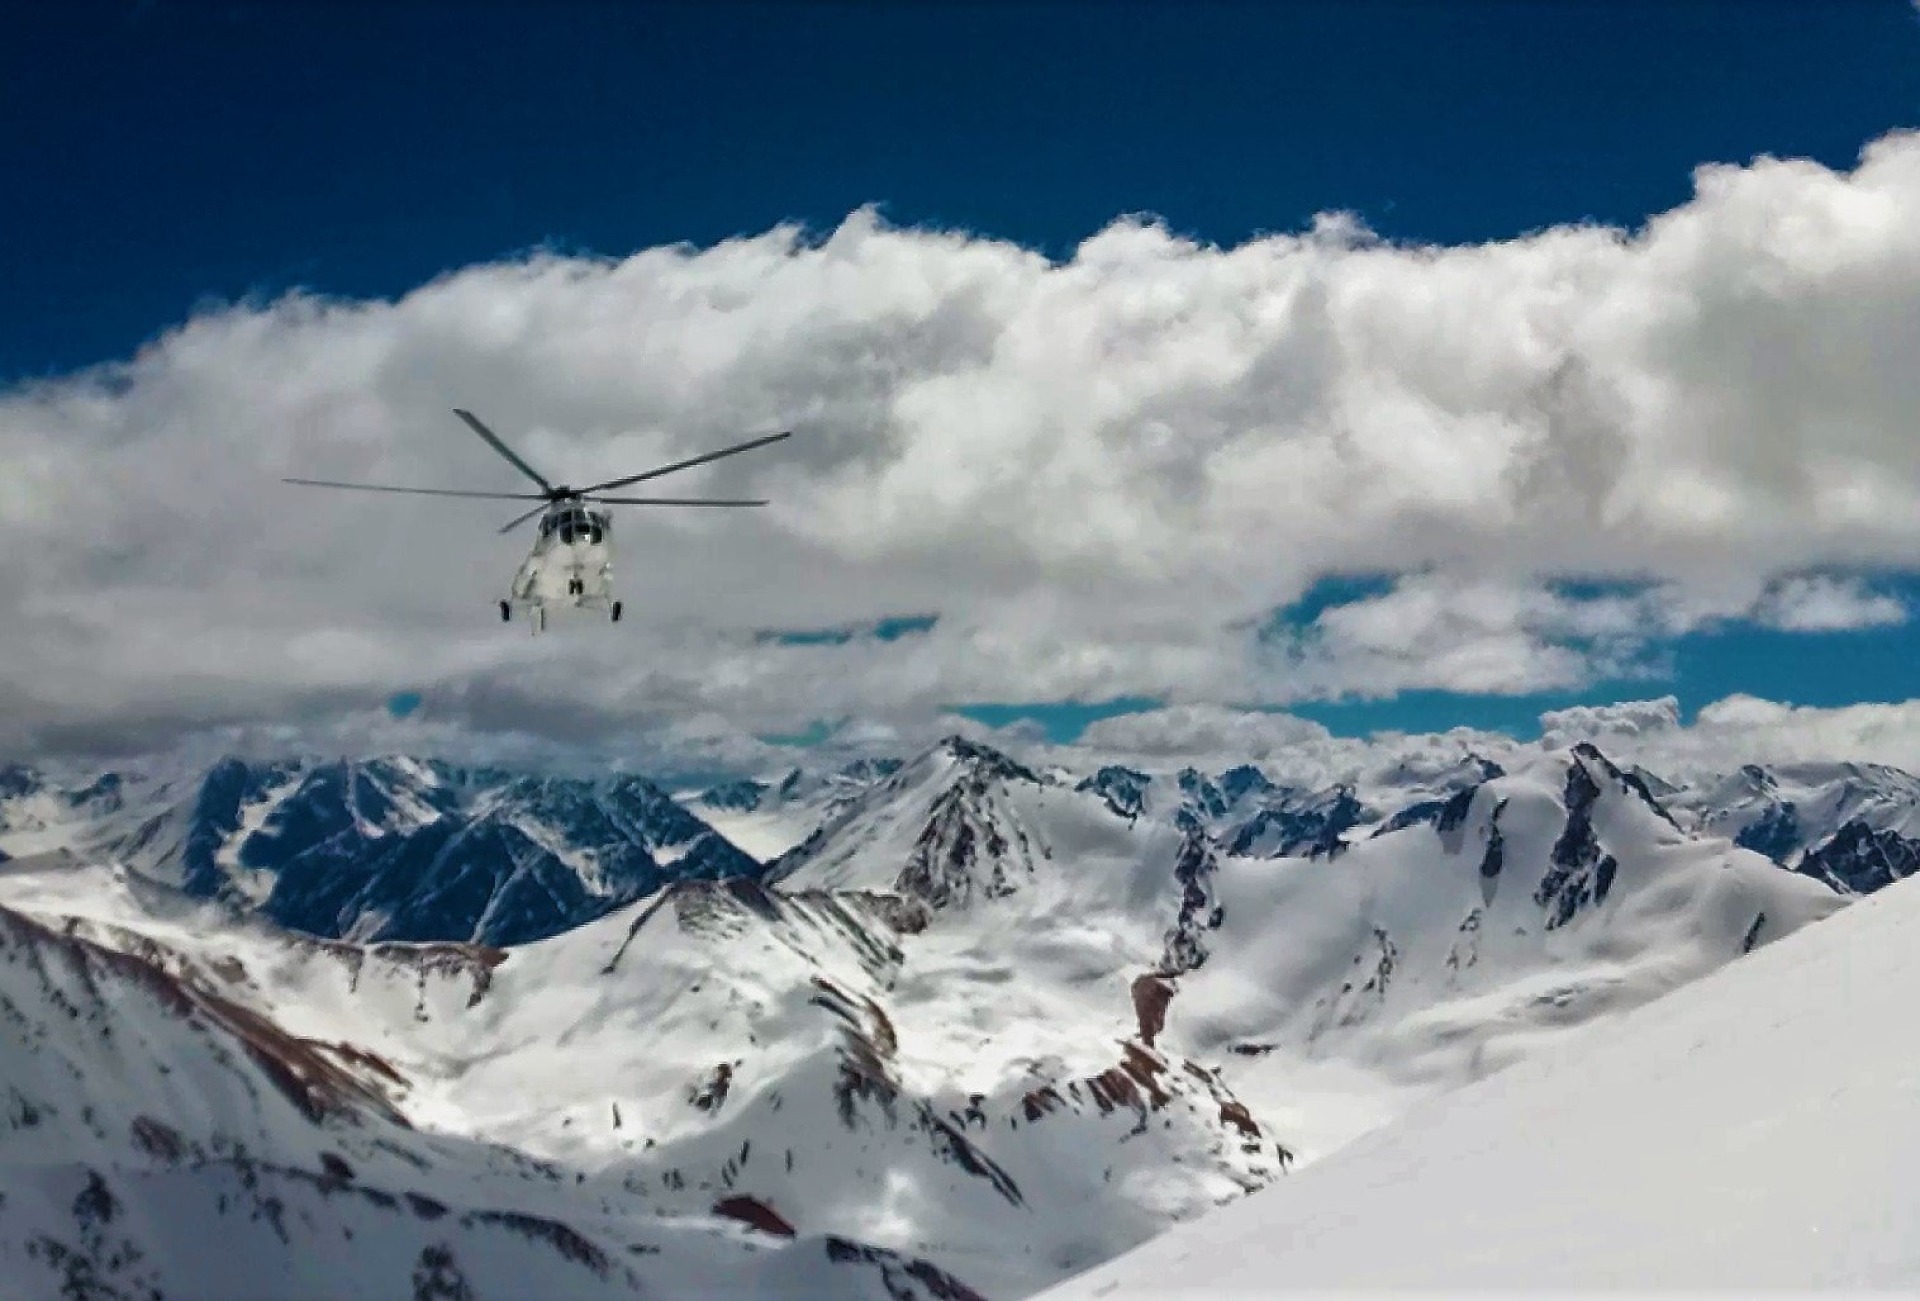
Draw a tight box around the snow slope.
[0,881,985,1301]
[1041,873,1920,1296]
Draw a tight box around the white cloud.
[1591,694,1920,779]
[1751,575,1907,631]
[1274,577,1650,700]
[1538,696,1684,749]
[1260,570,1911,706]
[1066,702,1516,793]
[1078,704,1334,761]
[7,132,1920,755]
[1060,692,1920,795]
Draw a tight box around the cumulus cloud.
[1750,574,1907,631]
[1063,693,1920,794]
[1543,694,1920,786]
[1274,577,1652,699]
[1068,702,1516,792]
[1538,696,1684,749]
[1077,703,1335,761]
[7,130,1920,756]
[1260,570,1909,703]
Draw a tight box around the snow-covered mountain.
[0,823,1267,1299]
[729,736,1842,1279]
[0,756,758,946]
[1039,872,1920,1295]
[687,756,904,862]
[0,861,982,1300]
[1073,749,1503,862]
[3,726,1913,1297]
[1152,745,1844,1142]
[1662,760,1920,895]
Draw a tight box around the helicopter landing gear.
[610,601,623,623]
[499,600,511,622]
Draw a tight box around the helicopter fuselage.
[505,503,619,631]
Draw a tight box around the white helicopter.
[286,409,789,633]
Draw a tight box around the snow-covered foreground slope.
[0,885,985,1300]
[1043,872,1920,1295]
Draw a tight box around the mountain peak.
[838,756,904,784]
[1797,821,1920,895]
[45,754,758,948]
[932,735,1045,787]
[700,777,769,813]
[0,764,45,801]
[1566,741,1683,832]
[1217,764,1277,805]
[765,734,1064,905]
[1076,765,1152,820]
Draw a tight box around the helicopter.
[285,409,789,633]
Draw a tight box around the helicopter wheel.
[611,601,623,623]
[499,600,511,622]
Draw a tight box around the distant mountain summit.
[766,735,1060,907]
[1666,759,1920,896]
[4,755,758,946]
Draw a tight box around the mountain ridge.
[3,754,762,947]
[3,728,1915,1296]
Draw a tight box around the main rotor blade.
[498,503,550,534]
[579,429,791,495]
[452,408,554,493]
[283,478,546,501]
[591,496,769,507]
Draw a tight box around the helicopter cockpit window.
[548,507,604,545]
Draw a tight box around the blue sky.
[945,573,1920,744]
[11,0,1920,750]
[10,1,1917,381]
